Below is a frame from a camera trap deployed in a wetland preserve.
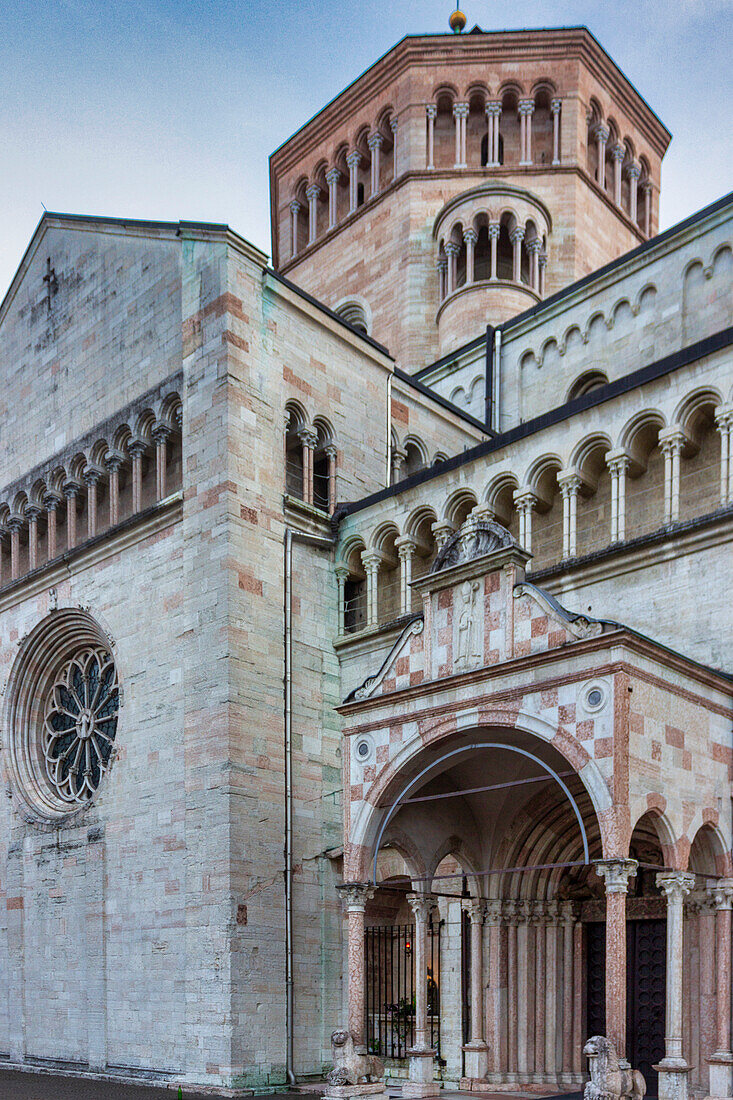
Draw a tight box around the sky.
[0,0,731,298]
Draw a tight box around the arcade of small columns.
[0,413,181,589]
[588,120,653,238]
[425,96,562,173]
[284,408,339,514]
[437,217,547,300]
[289,119,398,256]
[336,409,733,633]
[338,871,733,1093]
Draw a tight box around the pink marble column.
[708,880,733,1100]
[63,479,81,550]
[8,516,23,581]
[656,871,696,1100]
[26,505,42,572]
[560,902,576,1086]
[596,859,638,1060]
[545,901,559,1082]
[43,491,62,560]
[338,883,375,1047]
[485,900,504,1077]
[534,904,546,1082]
[153,423,172,501]
[507,901,519,1081]
[405,893,439,1097]
[462,897,489,1079]
[83,466,103,539]
[128,440,147,514]
[105,452,124,528]
[325,444,338,514]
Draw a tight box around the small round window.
[587,688,603,708]
[581,680,608,714]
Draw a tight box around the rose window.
[42,646,119,804]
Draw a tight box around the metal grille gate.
[365,921,441,1060]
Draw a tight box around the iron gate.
[365,920,441,1060]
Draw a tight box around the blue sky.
[1,0,731,297]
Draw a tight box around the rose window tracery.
[42,646,119,804]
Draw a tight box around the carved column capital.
[426,104,437,121]
[305,183,322,202]
[346,150,362,169]
[488,221,501,240]
[595,857,638,893]
[461,897,485,924]
[337,882,375,911]
[325,168,341,185]
[289,199,301,215]
[406,892,438,922]
[610,142,626,162]
[463,227,478,245]
[656,871,696,902]
[710,879,733,910]
[367,132,383,151]
[395,535,417,559]
[444,240,461,257]
[550,98,562,115]
[509,225,525,244]
[62,478,83,500]
[518,98,535,116]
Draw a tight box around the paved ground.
[0,1068,305,1099]
[0,1073,591,1100]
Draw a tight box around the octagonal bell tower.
[269,25,671,370]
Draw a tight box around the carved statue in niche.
[456,579,481,670]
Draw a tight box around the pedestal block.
[403,1048,439,1097]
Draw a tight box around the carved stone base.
[403,1047,439,1097]
[655,1060,691,1100]
[705,1053,733,1100]
[323,1084,390,1100]
[462,1042,489,1080]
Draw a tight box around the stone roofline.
[268,26,672,175]
[336,615,733,719]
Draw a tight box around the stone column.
[707,880,733,1100]
[514,490,537,555]
[83,466,103,539]
[391,445,407,484]
[0,531,5,587]
[641,180,653,236]
[611,143,625,206]
[361,550,381,628]
[533,904,546,1082]
[519,99,535,164]
[607,451,631,542]
[507,901,519,1081]
[368,132,383,196]
[437,258,448,301]
[445,241,460,295]
[661,428,686,525]
[325,444,338,513]
[128,439,147,514]
[510,226,524,283]
[326,168,341,229]
[551,98,562,164]
[153,423,172,501]
[337,883,375,1047]
[596,859,638,1060]
[539,251,547,297]
[8,515,23,581]
[527,238,542,292]
[517,901,533,1079]
[627,161,641,222]
[335,565,349,635]
[558,472,582,558]
[26,505,41,571]
[390,116,399,178]
[63,478,82,550]
[462,898,489,1079]
[464,227,477,284]
[489,222,500,280]
[426,105,436,169]
[715,409,733,506]
[298,428,317,505]
[347,151,361,213]
[105,451,124,527]
[545,901,560,1082]
[306,183,321,244]
[485,103,494,165]
[289,199,301,257]
[656,871,696,1100]
[43,491,62,560]
[594,124,609,189]
[453,103,468,168]
[488,102,502,164]
[560,902,576,1086]
[396,535,417,617]
[405,893,440,1097]
[485,900,504,1078]
[431,520,454,550]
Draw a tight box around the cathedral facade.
[0,21,731,1100]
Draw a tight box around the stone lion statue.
[326,1028,384,1086]
[583,1036,646,1100]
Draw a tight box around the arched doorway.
[355,727,604,1089]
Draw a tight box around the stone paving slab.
[0,1068,305,1100]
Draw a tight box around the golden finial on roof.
[449,6,467,33]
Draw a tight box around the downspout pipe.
[386,371,393,486]
[284,526,334,1087]
[493,326,502,433]
[484,323,495,429]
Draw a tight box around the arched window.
[567,371,609,401]
[336,300,369,335]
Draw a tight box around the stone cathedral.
[0,16,731,1100]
